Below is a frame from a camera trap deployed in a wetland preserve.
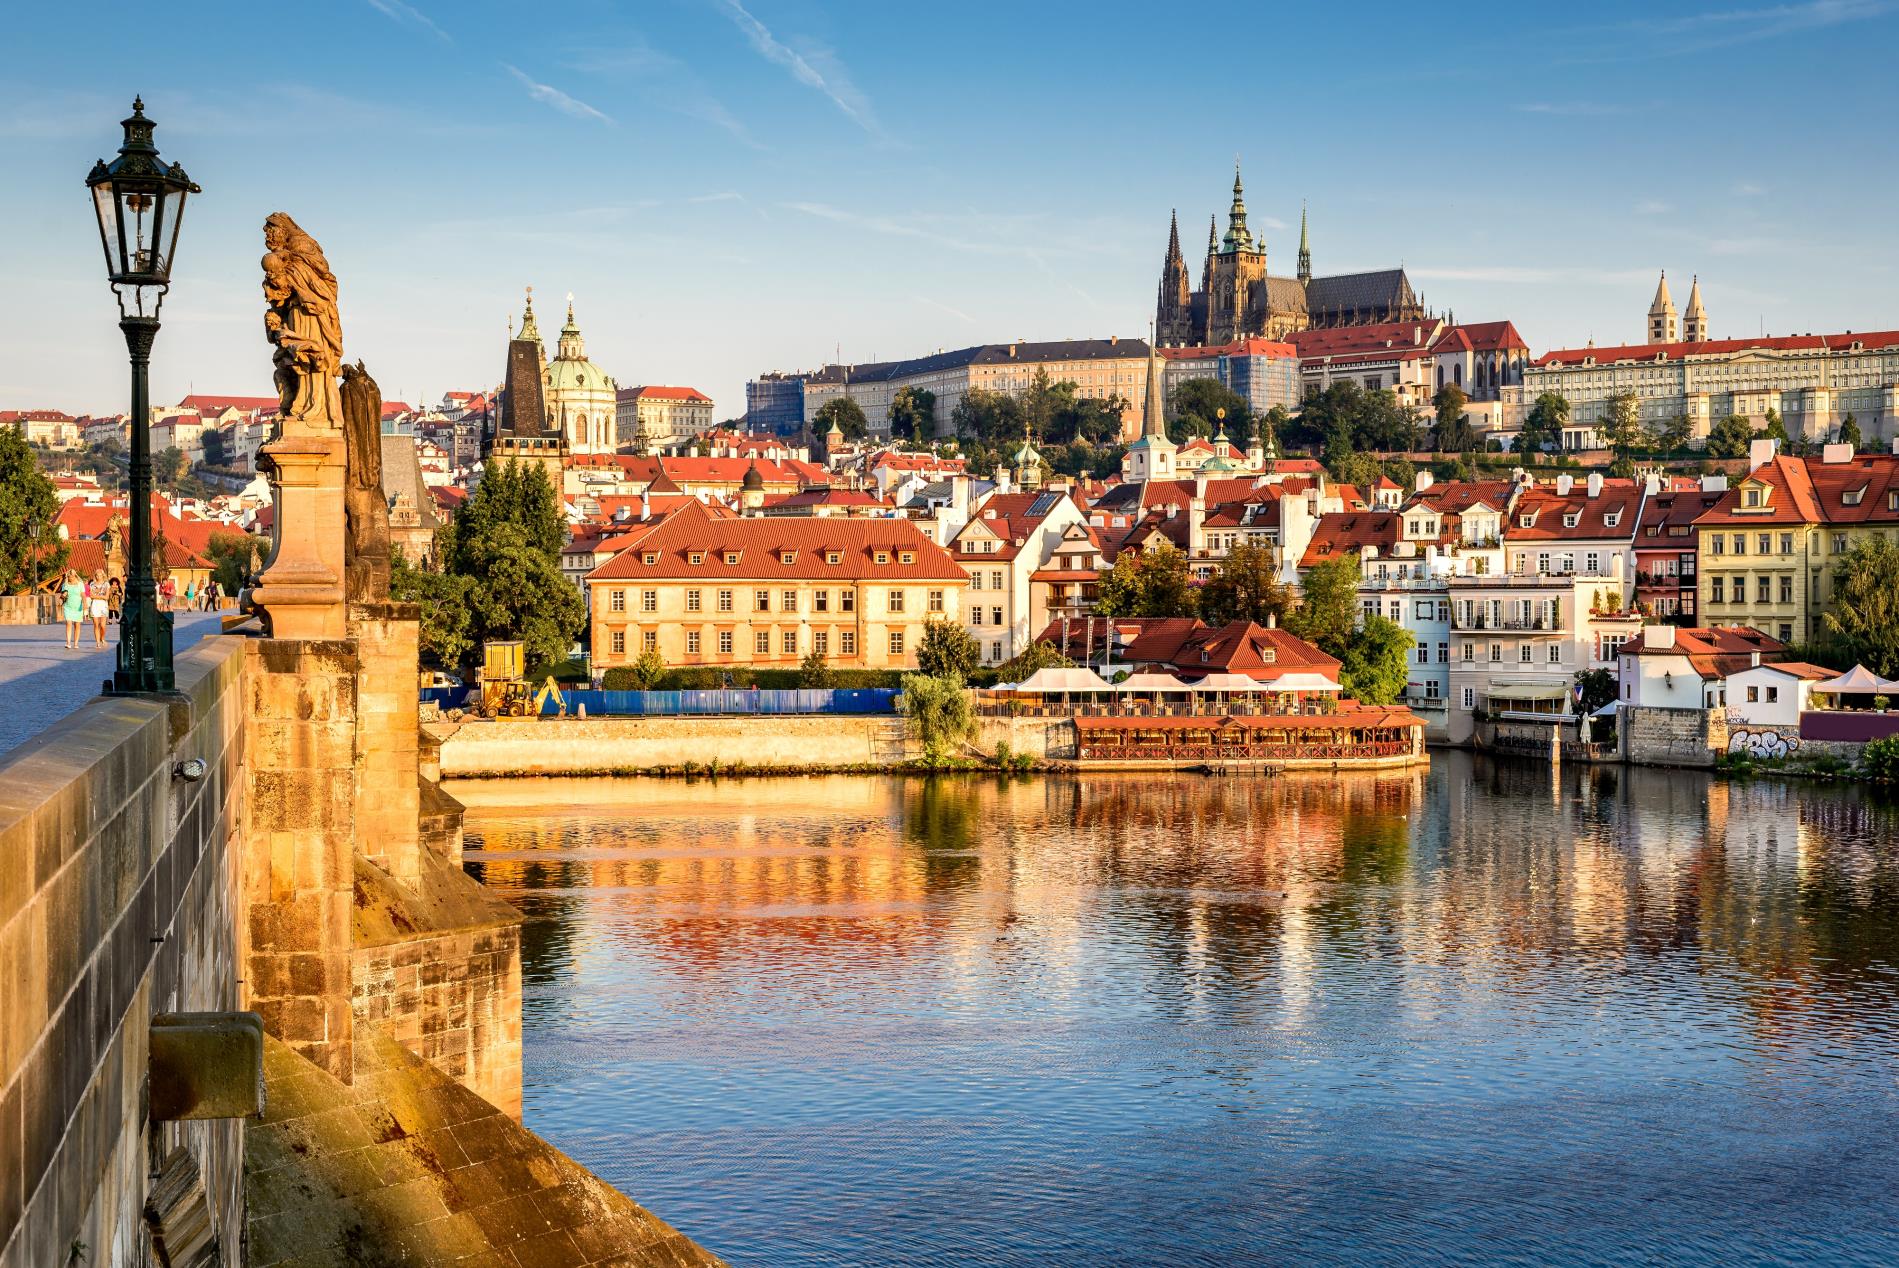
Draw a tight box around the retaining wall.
[0,637,249,1268]
[1622,704,1727,769]
[431,714,913,775]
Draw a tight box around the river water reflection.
[459,754,1899,1267]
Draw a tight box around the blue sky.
[3,0,1896,418]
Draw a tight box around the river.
[457,753,1899,1267]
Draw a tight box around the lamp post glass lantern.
[87,98,199,693]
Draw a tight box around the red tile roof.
[1536,330,1899,368]
[1506,483,1643,542]
[619,385,713,403]
[1693,453,1899,527]
[1619,625,1786,679]
[1301,511,1397,566]
[1156,338,1297,361]
[1119,618,1340,683]
[1288,321,1440,359]
[175,394,279,415]
[53,497,227,553]
[586,500,963,582]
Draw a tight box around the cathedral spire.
[1207,215,1217,256]
[1683,274,1708,342]
[1297,201,1312,284]
[557,293,586,360]
[1648,270,1679,343]
[1222,163,1252,253]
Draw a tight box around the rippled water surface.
[459,755,1899,1266]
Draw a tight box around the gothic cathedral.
[1155,167,1425,347]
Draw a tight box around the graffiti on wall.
[1728,727,1801,759]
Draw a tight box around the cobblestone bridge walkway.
[0,611,226,756]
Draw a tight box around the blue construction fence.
[546,687,899,716]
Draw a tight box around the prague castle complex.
[1155,167,1425,347]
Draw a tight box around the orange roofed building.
[585,501,965,671]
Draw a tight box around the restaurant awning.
[1113,672,1193,693]
[1485,683,1569,702]
[1261,672,1342,693]
[1187,672,1269,693]
[1014,666,1113,693]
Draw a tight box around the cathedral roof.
[1304,269,1418,317]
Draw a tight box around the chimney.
[1414,470,1435,493]
[1822,442,1854,464]
[1748,436,1778,471]
[1586,472,1603,498]
[950,473,970,518]
[1701,474,1728,492]
[1648,623,1676,650]
[1556,474,1574,496]
[1644,472,1661,495]
[1189,483,1206,557]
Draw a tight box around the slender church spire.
[1222,163,1252,252]
[517,286,541,344]
[1143,325,1166,440]
[1683,274,1708,342]
[1297,201,1312,283]
[1648,270,1678,343]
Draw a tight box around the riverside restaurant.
[978,667,1428,771]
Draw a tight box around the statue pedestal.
[255,434,347,640]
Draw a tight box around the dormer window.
[1604,511,1620,528]
[1562,512,1580,528]
[1843,484,1867,506]
[724,551,741,565]
[688,551,705,565]
[900,551,915,564]
[1519,514,1534,528]
[826,550,842,565]
[1744,488,1762,508]
[875,551,890,565]
[780,550,796,565]
[642,552,659,566]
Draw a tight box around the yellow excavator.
[477,641,566,717]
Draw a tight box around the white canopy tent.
[1815,665,1886,695]
[1013,666,1113,694]
[1112,672,1193,693]
[1260,672,1342,694]
[1189,672,1269,694]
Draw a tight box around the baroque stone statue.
[340,361,392,603]
[261,212,344,428]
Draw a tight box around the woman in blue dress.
[60,569,85,650]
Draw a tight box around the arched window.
[1454,364,1463,388]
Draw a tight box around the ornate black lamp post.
[87,98,198,693]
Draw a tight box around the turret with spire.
[1682,275,1709,342]
[1221,164,1253,254]
[555,293,586,361]
[1648,271,1679,343]
[1155,209,1193,346]
[1123,326,1177,484]
[517,286,542,349]
[1297,201,1312,284]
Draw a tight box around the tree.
[813,396,869,443]
[1652,414,1692,453]
[916,619,980,680]
[1339,615,1413,706]
[1762,409,1789,447]
[1286,553,1360,655]
[1601,391,1641,455]
[623,648,668,689]
[1198,542,1292,627]
[156,446,186,492]
[996,639,1073,682]
[1822,537,1899,678]
[887,387,937,444]
[392,554,476,668]
[1290,380,1420,455]
[1518,391,1569,455]
[1706,414,1755,458]
[898,673,975,765]
[0,427,66,593]
[1169,377,1250,442]
[428,460,584,668]
[950,388,1024,452]
[1839,413,1863,449]
[1432,384,1473,452]
[204,530,267,596]
[1574,668,1617,716]
[1096,543,1198,618]
[798,648,837,688]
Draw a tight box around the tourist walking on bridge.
[59,569,85,649]
[88,571,110,648]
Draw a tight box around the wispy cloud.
[365,0,451,42]
[714,0,883,138]
[503,65,613,124]
[916,297,978,325]
[1560,0,1895,60]
[1635,199,1673,215]
[567,41,761,148]
[1515,101,1634,116]
[1412,265,1659,285]
[1734,181,1767,196]
[689,191,746,204]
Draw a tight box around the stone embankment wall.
[974,716,1077,761]
[0,637,249,1268]
[432,714,916,776]
[1621,705,1727,768]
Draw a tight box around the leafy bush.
[797,649,837,689]
[899,673,975,765]
[528,656,593,683]
[1861,736,1899,784]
